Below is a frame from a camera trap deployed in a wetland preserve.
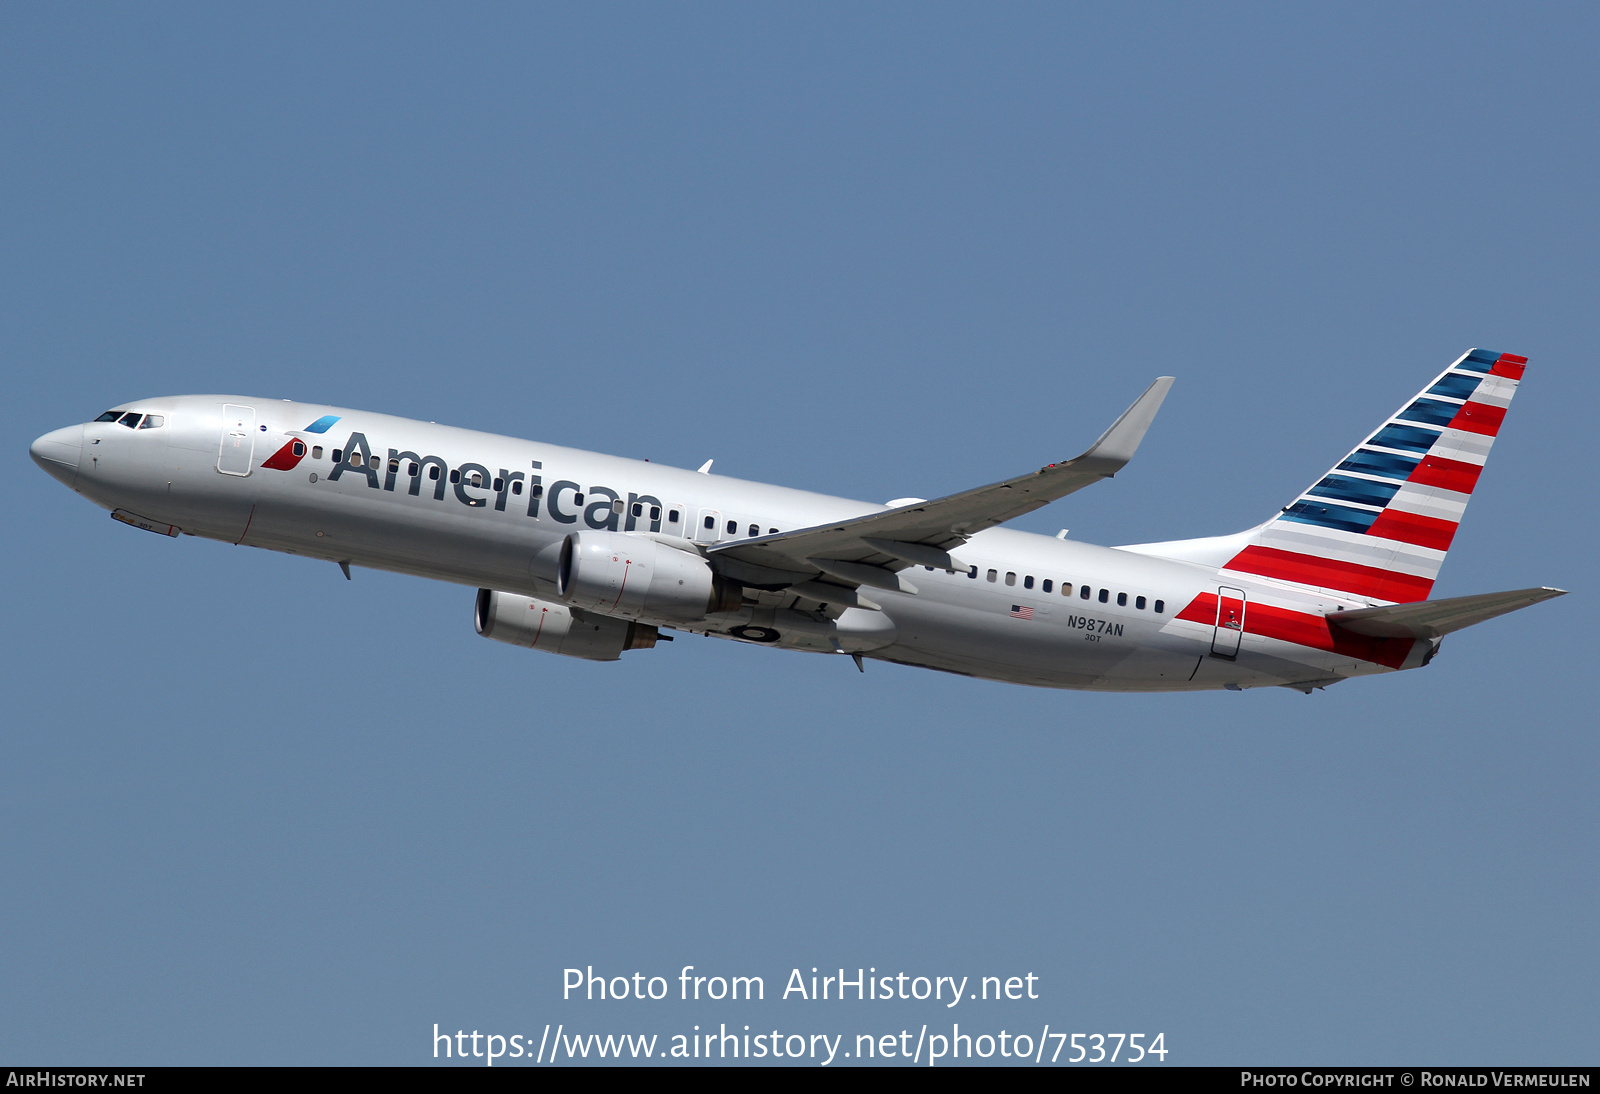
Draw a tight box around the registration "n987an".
[1064,615,1124,639]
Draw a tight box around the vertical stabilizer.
[1217,349,1526,603]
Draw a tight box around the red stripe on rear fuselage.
[1178,592,1415,669]
[1222,545,1434,603]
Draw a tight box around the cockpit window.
[94,410,165,428]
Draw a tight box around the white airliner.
[30,349,1562,692]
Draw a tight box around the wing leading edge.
[709,376,1175,598]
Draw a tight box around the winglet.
[1074,376,1174,473]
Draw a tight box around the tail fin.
[1218,348,1526,604]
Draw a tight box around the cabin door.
[1211,586,1246,659]
[217,404,256,476]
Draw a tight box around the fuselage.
[30,395,1418,692]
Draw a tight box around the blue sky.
[2,2,1594,1065]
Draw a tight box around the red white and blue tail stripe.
[1219,349,1525,604]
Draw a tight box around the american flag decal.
[1010,604,1034,620]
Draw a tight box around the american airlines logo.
[259,415,341,471]
[281,429,664,534]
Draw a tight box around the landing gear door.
[694,508,722,544]
[217,404,256,477]
[1211,586,1246,659]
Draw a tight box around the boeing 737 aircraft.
[30,349,1562,692]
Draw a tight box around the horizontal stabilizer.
[1327,587,1565,639]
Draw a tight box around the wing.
[708,377,1175,601]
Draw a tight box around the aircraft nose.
[30,424,83,487]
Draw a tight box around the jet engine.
[556,531,742,623]
[475,589,661,661]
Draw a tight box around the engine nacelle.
[475,589,660,661]
[556,531,742,623]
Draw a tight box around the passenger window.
[668,509,679,523]
[1061,582,1072,596]
[726,520,737,535]
[94,411,121,422]
[1042,579,1052,593]
[704,515,715,530]
[139,415,164,429]
[986,569,998,582]
[312,446,323,460]
[408,462,419,475]
[449,469,460,484]
[1136,596,1147,610]
[1005,572,1016,586]
[631,503,643,517]
[768,527,778,534]
[1080,586,1091,600]
[573,493,584,505]
[332,449,342,463]
[612,498,625,515]
[530,483,542,496]
[493,477,504,491]
[512,481,523,495]
[653,507,663,521]
[351,452,364,467]
[1024,575,1034,590]
[118,412,141,428]
[1154,600,1165,614]
[392,458,402,473]
[968,566,978,579]
[291,441,306,457]
[749,524,759,537]
[1099,589,1109,603]
[1117,592,1127,607]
